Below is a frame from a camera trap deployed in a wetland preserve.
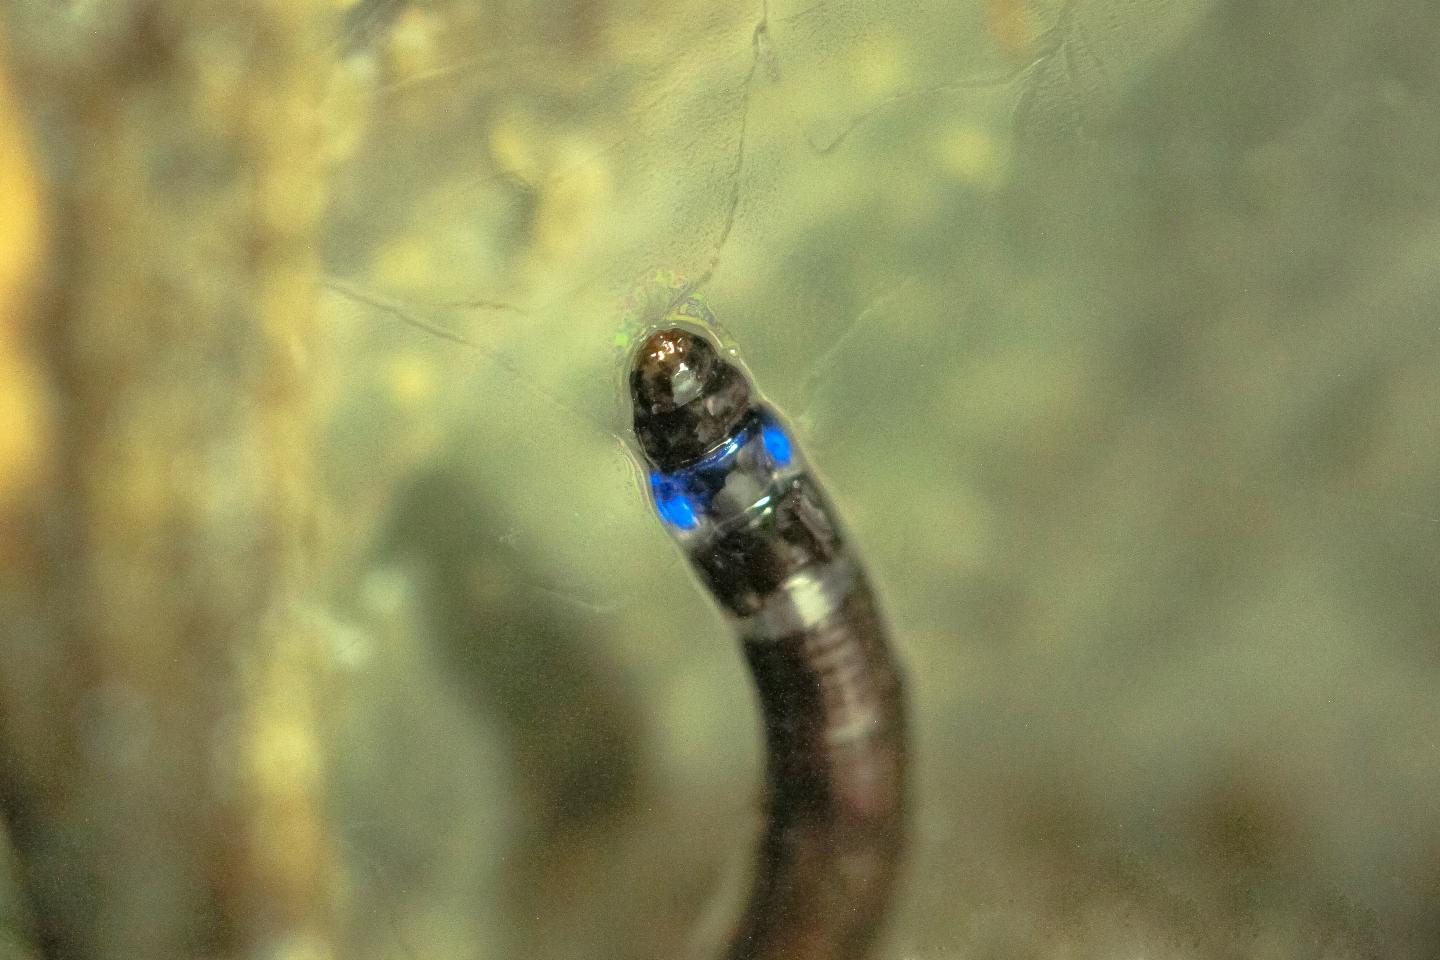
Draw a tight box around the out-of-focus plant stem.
[0,4,339,958]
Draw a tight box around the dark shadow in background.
[372,466,648,956]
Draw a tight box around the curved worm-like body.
[626,299,908,960]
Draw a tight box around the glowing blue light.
[650,471,700,530]
[761,422,793,467]
[696,425,749,470]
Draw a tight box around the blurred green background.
[2,0,1438,957]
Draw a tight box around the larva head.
[630,327,751,471]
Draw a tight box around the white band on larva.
[740,558,857,641]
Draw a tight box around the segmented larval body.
[627,304,908,960]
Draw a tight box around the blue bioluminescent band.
[650,471,700,529]
[761,419,792,467]
[647,411,799,533]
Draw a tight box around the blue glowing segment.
[650,471,700,530]
[696,424,749,470]
[646,413,795,534]
[761,421,793,467]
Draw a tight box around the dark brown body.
[630,321,907,960]
[730,583,907,960]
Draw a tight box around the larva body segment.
[627,306,908,960]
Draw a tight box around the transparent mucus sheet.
[318,1,1440,958]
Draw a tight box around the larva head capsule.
[629,327,752,472]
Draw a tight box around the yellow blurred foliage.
[0,48,51,526]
